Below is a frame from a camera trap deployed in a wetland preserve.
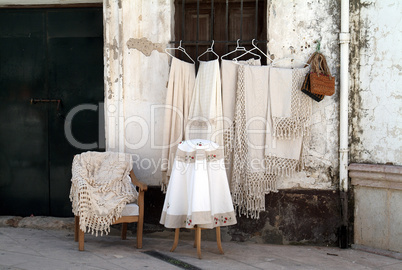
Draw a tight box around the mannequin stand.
[170,226,224,259]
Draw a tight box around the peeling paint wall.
[268,0,341,190]
[103,0,343,189]
[103,0,401,188]
[104,0,170,185]
[350,0,402,166]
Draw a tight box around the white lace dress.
[160,139,237,229]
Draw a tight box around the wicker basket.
[305,52,335,96]
[310,72,335,96]
[301,73,324,102]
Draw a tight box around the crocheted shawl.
[269,66,311,140]
[221,59,261,183]
[231,65,277,219]
[70,151,137,236]
[265,66,312,176]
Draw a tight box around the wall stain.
[127,37,164,56]
[349,0,373,163]
[107,38,119,60]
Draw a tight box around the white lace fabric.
[70,151,137,236]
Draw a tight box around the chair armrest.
[130,170,148,192]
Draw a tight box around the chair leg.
[74,216,79,242]
[78,228,85,251]
[136,221,144,249]
[216,226,224,254]
[121,223,127,240]
[170,228,180,252]
[195,226,202,259]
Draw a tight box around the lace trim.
[175,148,224,163]
[265,156,301,176]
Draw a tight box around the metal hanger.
[165,40,195,64]
[233,39,271,62]
[221,39,261,60]
[197,40,219,61]
[271,57,310,68]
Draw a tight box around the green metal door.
[0,8,104,217]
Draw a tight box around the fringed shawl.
[269,66,311,140]
[221,59,261,183]
[70,151,137,236]
[265,66,312,176]
[231,64,277,219]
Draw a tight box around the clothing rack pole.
[181,0,185,60]
[240,0,243,41]
[255,0,258,38]
[225,0,229,54]
[196,0,199,62]
[210,0,214,45]
[169,40,267,45]
[181,0,185,41]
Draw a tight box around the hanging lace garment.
[265,99,304,176]
[269,66,311,140]
[187,59,224,147]
[70,151,137,236]
[160,139,237,229]
[265,66,312,175]
[221,59,261,183]
[231,65,277,219]
[161,57,196,192]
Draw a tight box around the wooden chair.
[74,170,148,251]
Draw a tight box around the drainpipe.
[339,0,350,249]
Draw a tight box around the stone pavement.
[0,216,401,270]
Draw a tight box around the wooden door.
[0,7,104,217]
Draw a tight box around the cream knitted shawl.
[231,65,277,219]
[69,151,137,236]
[269,66,311,140]
[221,59,261,183]
[265,66,311,176]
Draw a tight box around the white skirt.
[160,139,237,229]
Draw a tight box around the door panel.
[0,11,49,216]
[0,8,103,217]
[47,9,104,216]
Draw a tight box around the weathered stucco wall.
[104,0,170,185]
[350,163,402,253]
[103,0,342,189]
[350,0,402,166]
[268,0,340,190]
[102,0,344,246]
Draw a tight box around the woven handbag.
[308,52,335,96]
[301,72,324,102]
